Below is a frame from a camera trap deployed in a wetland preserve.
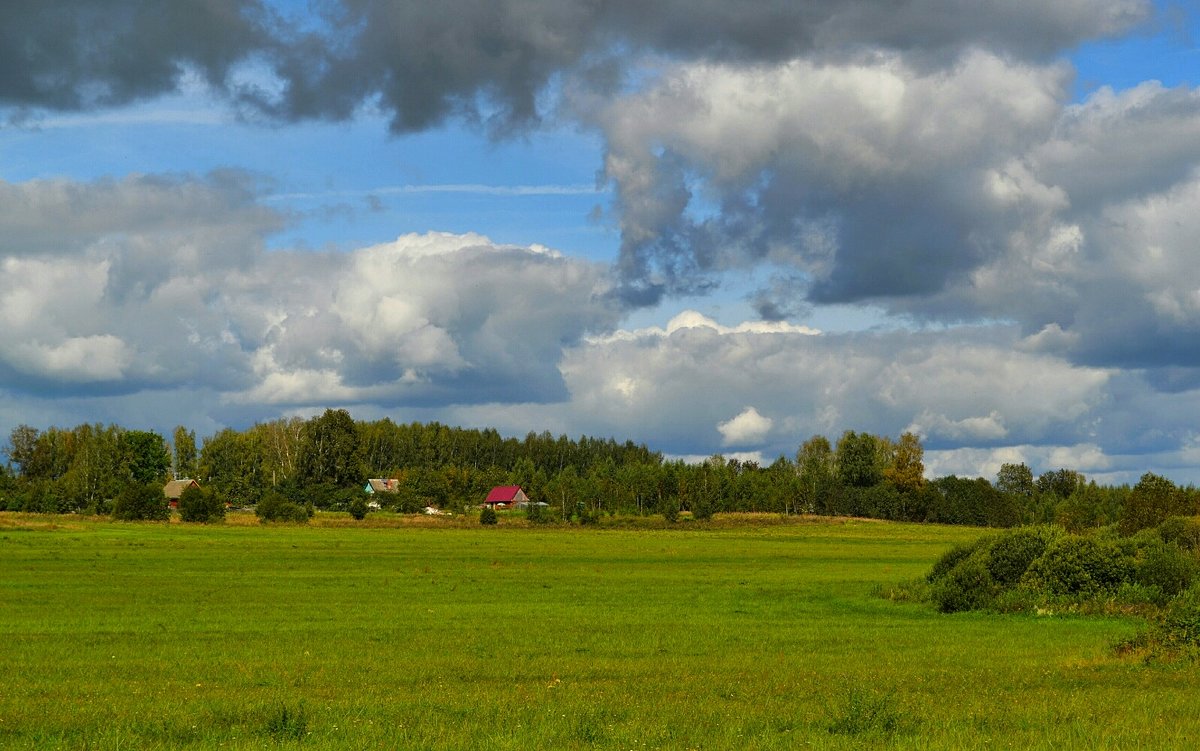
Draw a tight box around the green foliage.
[836,431,882,489]
[348,496,369,520]
[986,527,1057,585]
[1022,536,1133,597]
[111,482,170,521]
[996,462,1034,500]
[927,536,992,583]
[573,501,599,525]
[932,552,997,613]
[177,485,225,523]
[298,408,360,487]
[525,501,549,524]
[199,428,264,507]
[798,435,840,515]
[1157,516,1200,552]
[1037,468,1085,502]
[255,492,310,523]
[690,493,714,521]
[479,506,498,525]
[859,482,903,520]
[11,414,1188,541]
[1158,588,1200,649]
[172,426,197,480]
[1120,586,1200,662]
[925,527,1157,613]
[1120,472,1186,536]
[6,424,42,477]
[927,476,1018,527]
[1055,482,1124,532]
[119,430,171,485]
[882,431,925,494]
[660,493,679,523]
[1135,541,1197,599]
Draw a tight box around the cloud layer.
[5,1,1200,485]
[0,175,616,410]
[3,1,1149,128]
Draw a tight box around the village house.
[483,485,529,509]
[364,478,399,494]
[162,479,200,509]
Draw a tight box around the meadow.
[0,513,1195,749]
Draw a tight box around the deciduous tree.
[172,426,197,479]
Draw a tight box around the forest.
[1,408,1196,532]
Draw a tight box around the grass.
[0,512,1195,749]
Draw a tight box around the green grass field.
[0,513,1195,749]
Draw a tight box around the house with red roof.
[483,485,529,509]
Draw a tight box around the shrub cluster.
[256,492,312,523]
[1119,587,1200,662]
[111,482,170,522]
[348,497,369,520]
[926,523,1200,614]
[178,485,225,523]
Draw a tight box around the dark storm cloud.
[0,0,273,111]
[272,0,1145,132]
[0,1,1150,128]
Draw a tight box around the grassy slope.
[0,514,1192,749]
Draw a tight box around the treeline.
[2,411,1198,531]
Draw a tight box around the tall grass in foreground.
[0,514,1194,749]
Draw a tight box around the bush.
[573,502,599,526]
[987,527,1056,585]
[525,502,549,524]
[660,495,680,524]
[480,506,498,525]
[1023,536,1134,597]
[256,492,310,523]
[1136,542,1198,599]
[112,482,170,521]
[932,553,996,613]
[1158,516,1200,552]
[1119,586,1200,662]
[1119,472,1186,535]
[178,485,225,523]
[348,497,369,520]
[927,536,992,583]
[1159,588,1200,650]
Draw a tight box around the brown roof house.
[163,479,200,509]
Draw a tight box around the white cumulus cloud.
[718,407,774,446]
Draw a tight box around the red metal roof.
[485,485,523,503]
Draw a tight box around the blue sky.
[2,1,1200,484]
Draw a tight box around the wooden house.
[483,485,529,509]
[163,478,200,509]
[364,478,400,494]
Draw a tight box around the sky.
[1,0,1199,485]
